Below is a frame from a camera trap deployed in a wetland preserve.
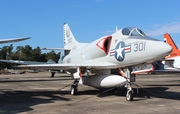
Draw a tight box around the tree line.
[0,44,60,69]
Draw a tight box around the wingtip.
[26,37,31,39]
[19,37,31,39]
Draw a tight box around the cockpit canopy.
[121,27,146,37]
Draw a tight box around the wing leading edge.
[0,37,30,44]
[18,62,117,70]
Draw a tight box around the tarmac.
[0,72,180,114]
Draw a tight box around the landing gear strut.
[70,67,82,95]
[119,68,135,101]
[70,79,79,95]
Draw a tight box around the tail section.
[63,23,80,50]
[164,33,180,58]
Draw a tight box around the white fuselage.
[63,35,171,69]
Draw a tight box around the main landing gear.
[70,79,79,95]
[70,67,83,95]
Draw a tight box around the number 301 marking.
[134,42,146,52]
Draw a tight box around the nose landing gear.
[126,88,134,101]
[118,68,135,101]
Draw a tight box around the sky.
[0,0,180,53]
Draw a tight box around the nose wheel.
[126,89,134,101]
[118,68,135,101]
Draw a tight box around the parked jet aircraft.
[0,59,56,65]
[146,33,180,73]
[0,59,56,76]
[164,33,180,69]
[0,37,30,44]
[2,23,172,101]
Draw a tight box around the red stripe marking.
[124,47,130,50]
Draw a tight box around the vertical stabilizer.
[63,23,79,50]
[164,33,180,58]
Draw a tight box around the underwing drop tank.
[83,74,126,88]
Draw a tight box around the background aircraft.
[0,37,30,44]
[164,33,180,69]
[133,33,180,74]
[0,23,172,101]
[0,59,56,76]
[0,59,56,65]
[148,33,180,73]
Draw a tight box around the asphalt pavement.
[0,72,180,114]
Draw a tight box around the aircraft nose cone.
[159,42,172,56]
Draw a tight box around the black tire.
[70,85,77,95]
[126,90,133,101]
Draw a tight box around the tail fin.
[164,33,180,58]
[63,23,80,50]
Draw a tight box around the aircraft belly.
[83,74,126,88]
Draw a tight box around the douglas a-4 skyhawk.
[6,23,172,101]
